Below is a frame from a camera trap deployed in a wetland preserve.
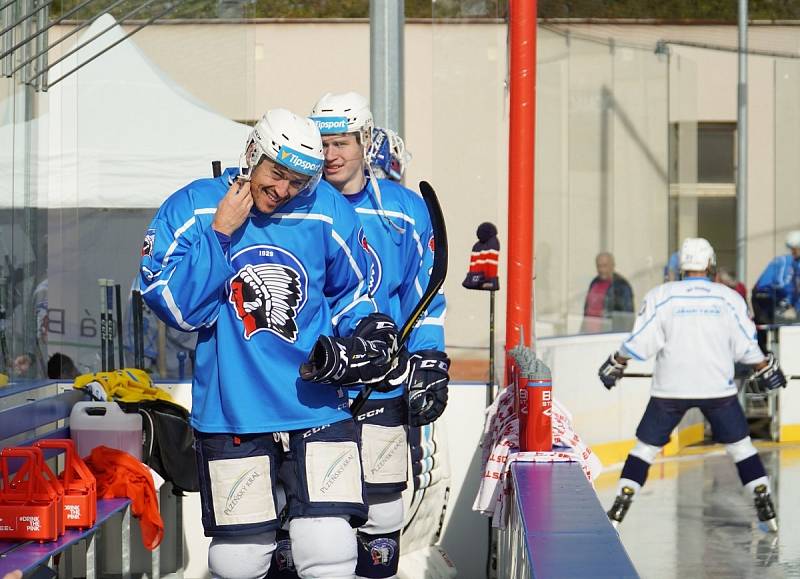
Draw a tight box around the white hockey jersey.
[619,277,765,399]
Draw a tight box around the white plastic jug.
[69,402,143,460]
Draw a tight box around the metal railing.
[0,0,185,91]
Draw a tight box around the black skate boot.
[753,484,778,532]
[607,486,635,529]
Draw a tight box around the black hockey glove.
[598,352,627,390]
[371,348,412,393]
[299,314,403,386]
[407,350,450,427]
[752,352,787,392]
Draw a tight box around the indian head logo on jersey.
[228,244,308,343]
[141,228,155,257]
[358,227,383,295]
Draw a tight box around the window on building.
[697,122,736,183]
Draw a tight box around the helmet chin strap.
[367,162,405,234]
[237,152,251,181]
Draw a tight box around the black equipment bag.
[120,399,199,493]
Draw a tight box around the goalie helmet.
[368,127,411,182]
[310,92,374,160]
[242,108,324,195]
[679,237,716,272]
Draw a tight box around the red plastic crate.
[35,440,97,529]
[0,447,64,542]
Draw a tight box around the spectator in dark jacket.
[582,252,634,333]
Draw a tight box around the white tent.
[0,16,251,372]
[2,13,250,208]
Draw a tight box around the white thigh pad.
[306,441,363,503]
[290,516,357,578]
[208,531,276,579]
[362,493,404,535]
[361,424,408,485]
[209,455,276,526]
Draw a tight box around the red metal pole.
[505,0,537,353]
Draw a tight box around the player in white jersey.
[598,238,787,531]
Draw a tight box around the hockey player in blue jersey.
[304,92,449,579]
[139,108,406,579]
[752,230,800,323]
[599,237,786,532]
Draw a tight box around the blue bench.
[0,380,165,578]
[499,462,640,578]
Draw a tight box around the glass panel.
[6,4,797,383]
[535,27,668,336]
[764,58,800,325]
[429,2,507,367]
[1,1,257,381]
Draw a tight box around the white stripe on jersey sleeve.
[355,208,416,226]
[270,212,334,224]
[162,208,217,266]
[332,293,376,327]
[140,277,195,331]
[419,312,446,327]
[329,229,377,327]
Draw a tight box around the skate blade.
[610,519,620,530]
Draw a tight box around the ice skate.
[753,484,778,532]
[607,486,635,528]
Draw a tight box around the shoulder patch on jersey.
[358,227,383,295]
[228,245,308,343]
[428,233,435,253]
[141,228,156,257]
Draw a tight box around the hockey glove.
[371,348,412,393]
[752,352,787,391]
[299,314,402,386]
[407,350,450,426]
[351,312,410,391]
[598,352,627,390]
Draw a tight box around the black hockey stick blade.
[212,160,222,178]
[351,180,448,415]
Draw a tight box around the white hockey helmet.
[679,237,716,272]
[785,230,800,249]
[310,92,374,158]
[242,108,324,194]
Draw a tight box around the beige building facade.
[13,20,800,361]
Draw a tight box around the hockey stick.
[0,281,9,375]
[115,283,124,369]
[350,180,448,415]
[132,289,145,369]
[623,372,800,380]
[106,279,116,371]
[99,278,108,371]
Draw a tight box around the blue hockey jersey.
[139,168,378,433]
[753,254,800,310]
[345,178,447,400]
